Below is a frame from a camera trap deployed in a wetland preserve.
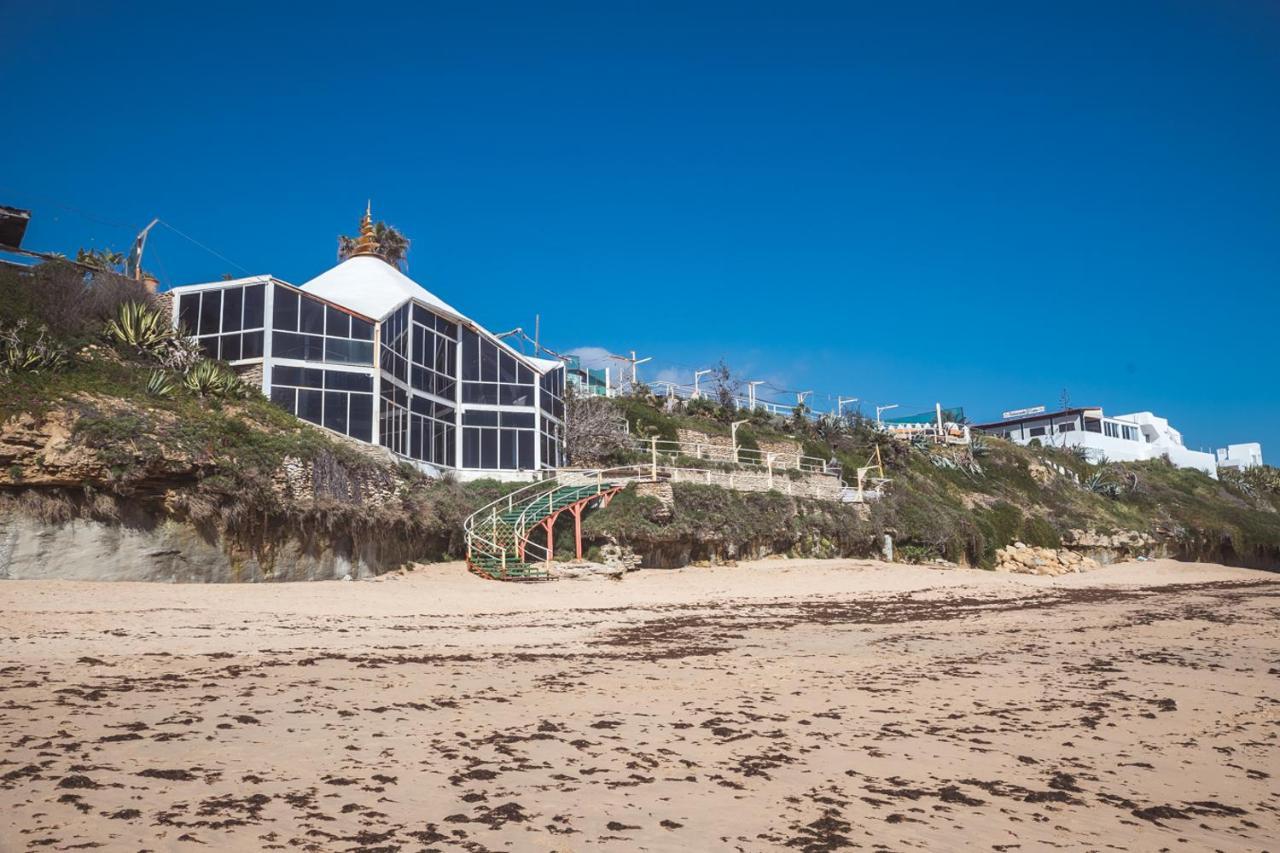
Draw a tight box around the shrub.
[0,320,68,375]
[105,301,172,355]
[145,369,177,398]
[182,361,244,398]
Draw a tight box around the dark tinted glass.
[300,296,325,334]
[326,306,349,338]
[481,341,498,382]
[199,337,218,359]
[463,410,499,426]
[348,394,372,441]
[518,430,534,470]
[517,364,533,385]
[199,291,221,335]
[273,287,298,330]
[500,412,535,428]
[350,317,373,341]
[324,391,347,433]
[178,294,199,334]
[462,330,479,380]
[480,429,497,469]
[463,428,480,468]
[325,370,373,392]
[499,352,516,383]
[269,386,295,412]
[243,284,265,328]
[241,330,263,359]
[221,287,243,332]
[220,333,241,361]
[297,389,323,424]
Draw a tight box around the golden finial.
[352,200,380,256]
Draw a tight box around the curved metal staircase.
[463,470,627,581]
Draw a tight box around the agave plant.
[0,320,69,375]
[145,369,177,398]
[105,301,173,356]
[182,360,244,398]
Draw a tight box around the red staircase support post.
[571,503,583,559]
[545,517,554,567]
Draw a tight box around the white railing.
[623,435,830,473]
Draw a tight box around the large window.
[461,329,534,406]
[272,286,374,366]
[177,283,265,362]
[461,410,535,470]
[379,303,410,383]
[379,384,457,467]
[269,365,373,442]
[1104,421,1121,439]
[1121,425,1138,441]
[540,367,565,421]
[410,305,458,400]
[540,415,564,468]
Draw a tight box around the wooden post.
[650,436,658,482]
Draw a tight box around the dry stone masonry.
[994,542,1101,576]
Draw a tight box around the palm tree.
[75,248,125,273]
[337,222,411,271]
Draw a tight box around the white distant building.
[973,406,1219,477]
[1216,443,1264,470]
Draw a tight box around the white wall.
[1217,443,1264,469]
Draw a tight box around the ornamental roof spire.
[352,200,380,257]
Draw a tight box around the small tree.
[710,359,740,422]
[564,393,631,465]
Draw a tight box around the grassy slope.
[585,398,1280,568]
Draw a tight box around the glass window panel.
[437,316,457,338]
[437,377,455,400]
[269,386,296,412]
[348,394,372,442]
[178,293,199,334]
[463,428,480,468]
[480,429,497,469]
[221,287,243,332]
[463,410,499,426]
[199,290,221,335]
[350,316,373,341]
[462,330,479,380]
[325,370,373,393]
[499,352,516,383]
[243,284,265,328]
[481,340,498,382]
[517,364,533,385]
[518,430,534,470]
[413,304,431,326]
[326,306,350,338]
[501,385,532,406]
[198,336,218,359]
[241,330,263,359]
[324,391,347,433]
[220,333,242,362]
[499,429,517,470]
[300,296,325,334]
[499,412,535,428]
[273,287,298,331]
[297,389,323,425]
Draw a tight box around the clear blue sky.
[4,2,1277,455]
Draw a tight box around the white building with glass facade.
[974,406,1219,477]
[165,209,565,481]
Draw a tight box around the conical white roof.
[299,255,465,322]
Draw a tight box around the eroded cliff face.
[0,405,456,582]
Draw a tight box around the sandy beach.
[1,557,1276,851]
